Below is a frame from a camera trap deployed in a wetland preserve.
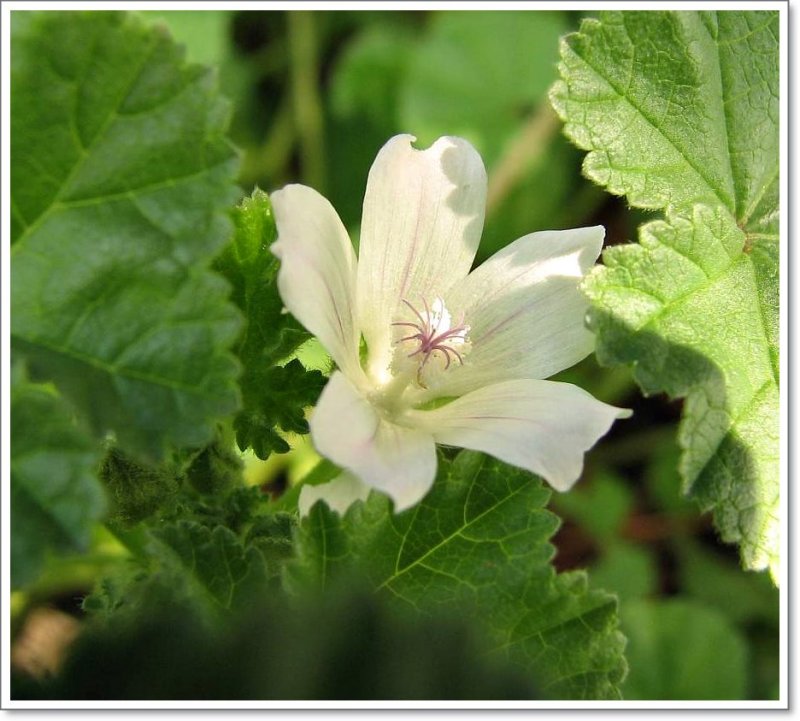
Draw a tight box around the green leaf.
[214,189,326,458]
[586,207,779,579]
[290,451,626,700]
[551,11,780,580]
[183,435,244,495]
[83,483,284,619]
[171,485,270,536]
[150,521,267,612]
[99,446,179,526]
[621,599,748,700]
[551,11,778,232]
[11,11,242,460]
[11,370,106,588]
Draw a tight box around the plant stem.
[287,11,326,192]
[239,96,296,187]
[486,101,561,216]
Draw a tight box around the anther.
[392,297,469,373]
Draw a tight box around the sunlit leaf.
[552,10,779,579]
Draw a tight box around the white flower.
[271,134,630,514]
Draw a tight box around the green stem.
[485,102,561,217]
[287,11,326,192]
[239,95,296,187]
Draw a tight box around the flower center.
[390,297,470,389]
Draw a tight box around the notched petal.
[357,134,487,378]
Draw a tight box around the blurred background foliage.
[10,9,778,701]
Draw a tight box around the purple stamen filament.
[391,298,467,370]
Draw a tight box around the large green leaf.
[290,451,626,700]
[214,189,326,458]
[551,11,779,580]
[11,11,242,459]
[11,369,106,588]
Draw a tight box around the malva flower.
[271,134,630,515]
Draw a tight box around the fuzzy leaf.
[290,451,626,700]
[99,446,183,526]
[215,189,326,458]
[83,485,284,620]
[11,371,106,587]
[11,11,242,460]
[552,11,780,580]
[150,521,268,612]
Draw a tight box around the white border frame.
[1,0,791,712]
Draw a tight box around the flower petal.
[357,135,487,379]
[271,184,362,381]
[310,371,437,511]
[410,378,630,492]
[435,226,604,396]
[298,472,371,517]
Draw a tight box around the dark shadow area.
[12,578,537,701]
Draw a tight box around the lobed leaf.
[214,189,326,458]
[151,521,267,612]
[290,451,627,700]
[551,11,778,232]
[83,485,284,620]
[551,10,780,579]
[11,11,242,460]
